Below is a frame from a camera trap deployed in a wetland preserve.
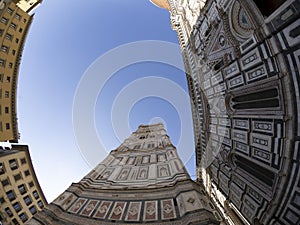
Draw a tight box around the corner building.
[0,0,41,142]
[0,145,47,224]
[152,0,300,224]
[28,124,221,225]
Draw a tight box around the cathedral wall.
[169,0,300,224]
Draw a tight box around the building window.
[0,59,6,67]
[24,170,30,176]
[1,45,9,53]
[13,202,22,212]
[29,206,37,215]
[7,7,13,14]
[15,38,19,43]
[133,145,141,149]
[15,13,21,20]
[6,190,16,201]
[0,163,5,175]
[1,17,8,24]
[32,190,39,199]
[5,123,10,130]
[5,207,13,217]
[10,23,17,30]
[19,27,23,33]
[0,74,3,82]
[20,158,26,164]
[5,33,13,41]
[9,159,18,170]
[8,62,13,68]
[12,218,19,225]
[19,212,27,222]
[2,178,10,187]
[37,200,44,209]
[0,29,3,36]
[23,195,32,205]
[14,173,22,182]
[5,91,9,98]
[12,49,16,55]
[23,18,26,23]
[28,181,34,188]
[5,107,9,114]
[147,143,155,148]
[0,197,5,203]
[18,184,26,195]
[6,76,11,82]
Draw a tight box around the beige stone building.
[27,124,222,224]
[152,0,300,224]
[0,2,46,225]
[0,144,47,224]
[0,0,41,142]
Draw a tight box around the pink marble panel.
[143,201,158,221]
[109,201,127,220]
[80,200,99,217]
[125,202,142,221]
[68,198,87,214]
[161,199,176,220]
[93,201,112,219]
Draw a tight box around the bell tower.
[27,124,220,224]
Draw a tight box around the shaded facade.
[153,0,300,224]
[28,124,222,225]
[0,0,41,142]
[0,145,47,224]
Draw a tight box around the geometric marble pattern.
[167,0,300,224]
[27,124,219,224]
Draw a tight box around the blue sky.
[17,0,195,202]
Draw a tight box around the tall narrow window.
[23,195,32,205]
[0,59,6,67]
[18,184,27,195]
[5,207,13,217]
[6,190,16,201]
[9,159,17,170]
[32,190,39,199]
[232,88,279,110]
[29,206,37,215]
[2,179,10,187]
[13,202,21,212]
[37,200,44,208]
[235,155,275,186]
